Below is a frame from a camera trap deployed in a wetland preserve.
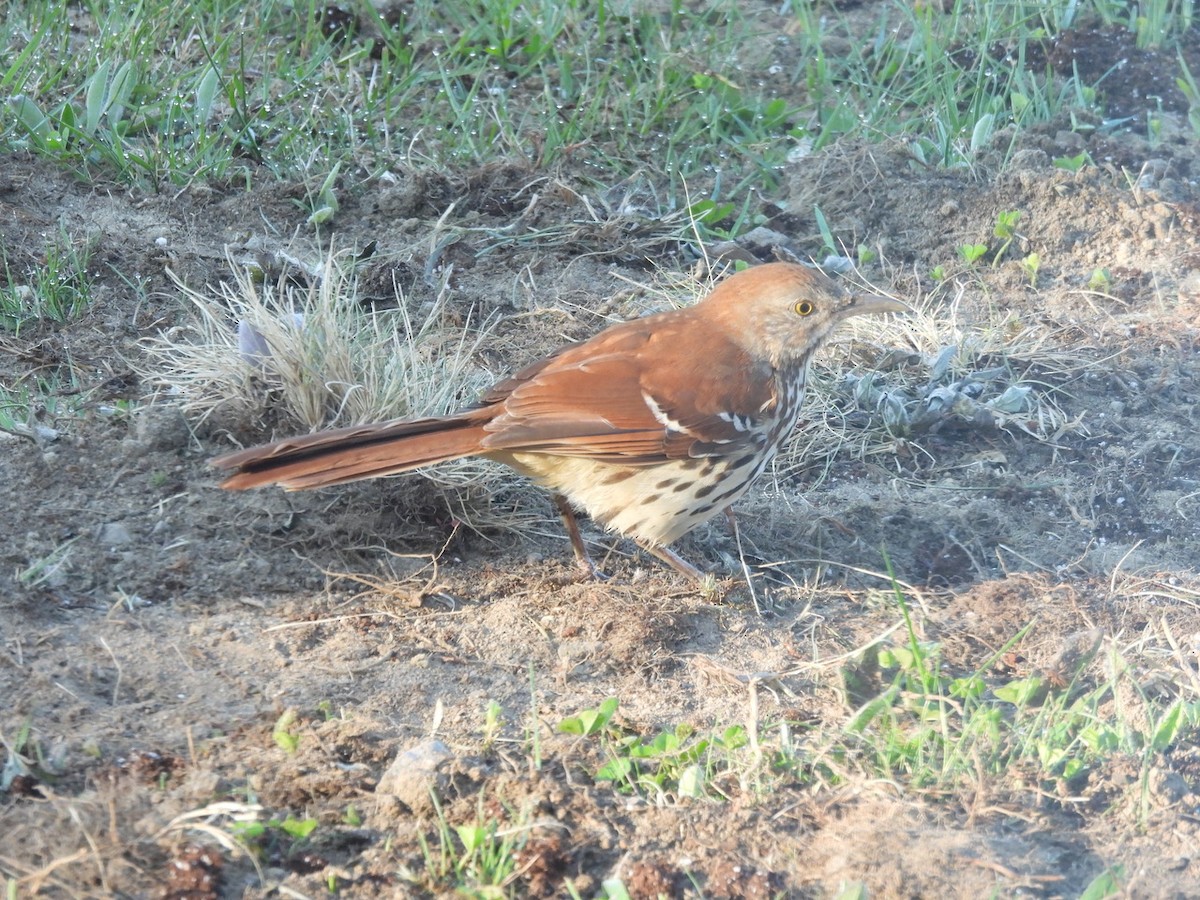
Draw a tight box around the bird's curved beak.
[842,292,909,318]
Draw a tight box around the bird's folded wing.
[480,322,778,465]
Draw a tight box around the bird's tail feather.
[213,414,489,490]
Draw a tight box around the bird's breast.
[764,367,808,444]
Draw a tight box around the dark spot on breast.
[693,481,718,499]
[655,478,678,490]
[640,493,662,506]
[672,480,693,492]
[713,483,746,506]
[602,469,636,485]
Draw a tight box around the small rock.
[97,522,134,546]
[1054,130,1086,152]
[739,226,796,258]
[708,240,760,265]
[1178,270,1200,299]
[1008,147,1049,171]
[135,404,192,451]
[1149,768,1190,805]
[375,739,453,814]
[557,639,605,669]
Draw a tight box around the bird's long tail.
[212,412,490,491]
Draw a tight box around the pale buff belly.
[499,449,777,546]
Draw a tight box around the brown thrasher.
[213,262,904,578]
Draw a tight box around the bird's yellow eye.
[794,301,814,316]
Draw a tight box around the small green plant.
[560,699,750,801]
[1019,251,1040,286]
[1088,267,1113,290]
[991,209,1022,263]
[1146,109,1164,145]
[558,696,620,737]
[0,373,90,440]
[10,57,140,173]
[303,163,341,225]
[929,264,946,281]
[681,196,760,245]
[957,243,988,265]
[2,720,67,790]
[813,205,838,257]
[272,709,301,754]
[1175,52,1200,136]
[1079,865,1127,900]
[278,816,318,840]
[15,539,78,591]
[1052,151,1090,171]
[231,815,320,866]
[481,700,505,751]
[687,198,736,230]
[601,879,634,900]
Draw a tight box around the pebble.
[97,522,134,546]
[134,404,192,451]
[375,739,453,814]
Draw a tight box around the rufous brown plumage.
[213,262,905,577]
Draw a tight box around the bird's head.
[701,262,906,369]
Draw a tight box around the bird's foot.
[572,552,611,582]
[635,540,708,583]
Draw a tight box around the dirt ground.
[4,14,1200,900]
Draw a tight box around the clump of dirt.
[1042,24,1200,120]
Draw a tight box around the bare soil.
[4,13,1200,900]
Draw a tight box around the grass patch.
[550,579,1199,817]
[407,793,535,897]
[0,371,95,443]
[0,227,111,439]
[559,697,752,801]
[0,230,95,335]
[4,0,1195,193]
[3,0,807,193]
[817,581,1200,824]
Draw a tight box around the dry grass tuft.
[788,277,1096,482]
[142,248,495,434]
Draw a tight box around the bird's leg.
[722,505,762,615]
[634,540,707,582]
[554,493,702,581]
[553,494,605,579]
